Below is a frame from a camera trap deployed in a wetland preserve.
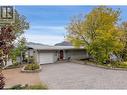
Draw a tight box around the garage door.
[39,52,54,64]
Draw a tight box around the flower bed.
[21,63,41,73]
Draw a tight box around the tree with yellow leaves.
[67,6,125,64]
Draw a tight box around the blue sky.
[16,6,127,45]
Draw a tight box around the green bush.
[9,83,48,90]
[28,56,35,63]
[13,62,20,66]
[111,62,127,68]
[10,84,26,89]
[24,63,40,70]
[27,83,48,89]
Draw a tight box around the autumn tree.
[0,26,15,66]
[0,10,29,66]
[67,6,125,63]
[88,28,125,63]
[0,8,29,89]
[0,26,15,89]
[118,22,127,61]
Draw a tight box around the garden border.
[71,60,127,71]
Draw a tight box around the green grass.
[27,83,48,89]
[9,83,48,90]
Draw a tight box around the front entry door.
[59,50,64,60]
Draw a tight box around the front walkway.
[39,62,127,89]
[3,68,41,88]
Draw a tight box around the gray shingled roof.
[27,44,84,50]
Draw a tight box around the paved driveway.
[39,62,127,89]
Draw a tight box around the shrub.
[10,84,25,89]
[28,56,35,64]
[13,62,20,66]
[27,83,48,89]
[9,83,48,89]
[111,62,127,68]
[24,63,40,70]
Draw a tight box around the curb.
[71,60,127,71]
[21,66,42,73]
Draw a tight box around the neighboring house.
[27,44,89,65]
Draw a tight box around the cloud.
[25,25,67,45]
[26,25,67,36]
[29,25,66,33]
[25,34,65,45]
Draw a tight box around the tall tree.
[0,26,15,89]
[0,9,29,89]
[0,10,29,66]
[118,22,127,61]
[67,6,125,63]
[10,37,27,64]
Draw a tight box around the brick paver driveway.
[39,62,127,89]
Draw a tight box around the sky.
[16,6,127,45]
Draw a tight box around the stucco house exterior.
[26,44,89,64]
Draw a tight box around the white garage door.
[39,52,54,64]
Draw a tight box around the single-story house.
[26,44,89,64]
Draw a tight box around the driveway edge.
[71,60,127,71]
